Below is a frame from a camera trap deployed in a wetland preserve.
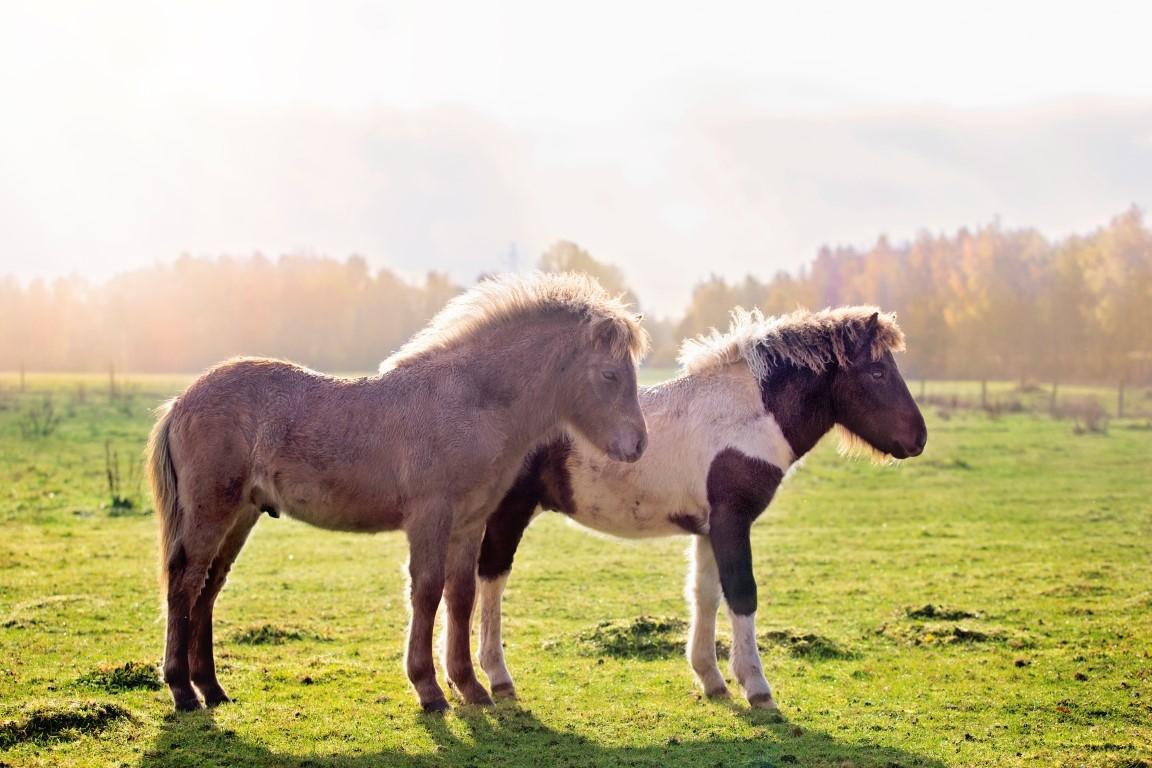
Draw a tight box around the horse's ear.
[634,312,644,323]
[591,316,623,354]
[853,312,881,361]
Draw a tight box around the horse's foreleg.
[710,505,777,710]
[442,525,493,706]
[687,535,729,698]
[188,509,259,706]
[404,498,453,712]
[476,484,538,699]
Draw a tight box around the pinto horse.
[474,306,926,708]
[147,273,649,713]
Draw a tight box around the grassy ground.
[0,373,1149,767]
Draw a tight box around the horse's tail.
[147,399,181,591]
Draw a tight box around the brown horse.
[147,273,649,713]
[473,307,926,708]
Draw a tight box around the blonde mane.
[678,305,905,379]
[381,272,649,371]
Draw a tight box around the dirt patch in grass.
[563,615,688,660]
[1042,582,1110,598]
[559,617,855,663]
[757,629,857,660]
[230,624,326,645]
[1110,758,1152,768]
[878,622,1020,646]
[905,604,979,620]
[0,701,133,748]
[75,661,161,692]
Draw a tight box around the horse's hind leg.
[442,524,493,706]
[163,512,234,711]
[687,536,730,698]
[189,508,259,706]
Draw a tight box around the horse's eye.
[870,367,885,380]
[601,370,618,383]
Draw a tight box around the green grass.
[0,375,1150,767]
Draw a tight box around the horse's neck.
[757,360,836,459]
[449,322,575,451]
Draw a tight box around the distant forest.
[2,207,1150,384]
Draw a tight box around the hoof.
[204,691,232,708]
[421,697,450,714]
[705,685,731,699]
[195,681,231,707]
[491,682,517,700]
[748,692,779,710]
[172,694,203,713]
[449,678,495,706]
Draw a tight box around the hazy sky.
[2,0,1151,314]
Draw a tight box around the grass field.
[0,373,1150,767]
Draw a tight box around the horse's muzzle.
[607,431,647,463]
[894,427,928,459]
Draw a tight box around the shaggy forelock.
[381,272,649,371]
[677,305,905,379]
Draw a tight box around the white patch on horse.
[728,611,775,707]
[687,537,728,696]
[478,574,513,692]
[564,364,793,539]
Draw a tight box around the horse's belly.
[568,478,708,539]
[264,472,403,533]
[282,500,402,533]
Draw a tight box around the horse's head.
[831,312,927,460]
[562,316,648,463]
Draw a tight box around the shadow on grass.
[139,702,947,768]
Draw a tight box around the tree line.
[0,254,458,374]
[2,208,1150,383]
[656,206,1152,384]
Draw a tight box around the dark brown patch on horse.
[478,438,571,580]
[706,448,784,516]
[706,449,784,617]
[536,438,576,514]
[758,359,836,460]
[668,513,705,535]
